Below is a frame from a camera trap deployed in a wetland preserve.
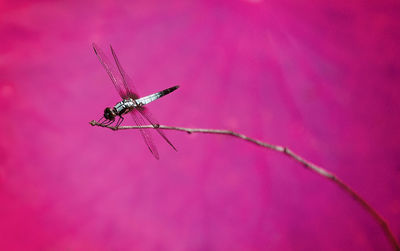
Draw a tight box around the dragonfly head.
[104,107,117,120]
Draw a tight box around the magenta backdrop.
[1,0,399,250]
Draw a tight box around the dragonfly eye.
[104,107,116,120]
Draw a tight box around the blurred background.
[1,0,399,250]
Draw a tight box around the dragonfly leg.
[100,118,112,126]
[98,115,105,124]
[99,118,107,125]
[115,116,124,128]
[103,119,115,126]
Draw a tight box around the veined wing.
[137,106,177,151]
[108,44,177,152]
[92,43,129,99]
[130,110,159,160]
[110,45,139,99]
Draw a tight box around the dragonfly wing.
[110,45,139,99]
[130,110,159,160]
[137,106,177,151]
[92,43,129,99]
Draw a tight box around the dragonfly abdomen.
[135,85,179,106]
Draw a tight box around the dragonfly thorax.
[115,99,136,115]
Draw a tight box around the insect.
[93,43,179,159]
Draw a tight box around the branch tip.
[88,121,400,250]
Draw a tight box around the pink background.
[1,0,399,250]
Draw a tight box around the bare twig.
[89,120,400,250]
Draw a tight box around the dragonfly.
[92,43,179,159]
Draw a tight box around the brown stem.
[89,120,400,250]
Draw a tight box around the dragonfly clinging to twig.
[92,43,179,159]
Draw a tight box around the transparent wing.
[130,110,159,160]
[110,45,139,99]
[137,106,177,151]
[109,44,176,153]
[92,43,129,99]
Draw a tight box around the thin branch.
[89,120,400,251]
